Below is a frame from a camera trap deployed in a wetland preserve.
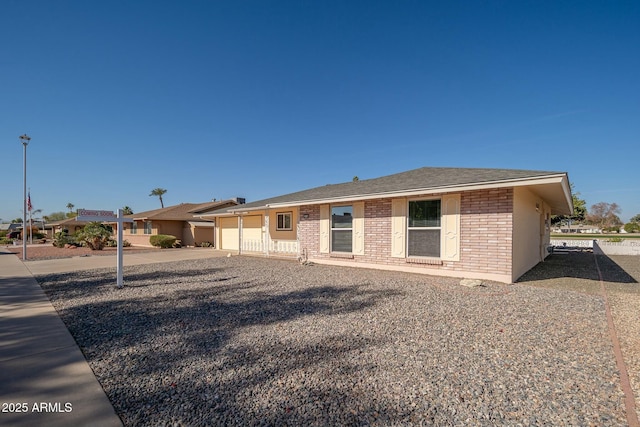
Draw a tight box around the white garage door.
[242,215,263,243]
[219,217,239,250]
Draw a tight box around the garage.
[240,215,263,251]
[219,217,239,250]
[218,215,263,251]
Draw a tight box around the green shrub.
[624,222,640,233]
[0,237,12,245]
[150,234,177,249]
[75,222,112,250]
[199,241,213,247]
[53,231,76,248]
[106,239,132,247]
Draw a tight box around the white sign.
[76,208,133,288]
[77,209,118,222]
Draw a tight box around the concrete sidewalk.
[0,248,228,427]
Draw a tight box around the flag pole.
[20,134,30,261]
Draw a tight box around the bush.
[150,234,177,249]
[75,222,112,250]
[0,237,13,245]
[53,231,76,248]
[106,239,132,247]
[624,222,640,233]
[200,241,213,247]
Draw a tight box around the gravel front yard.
[6,244,163,260]
[36,254,638,426]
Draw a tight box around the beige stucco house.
[48,217,90,238]
[119,200,238,247]
[201,167,573,283]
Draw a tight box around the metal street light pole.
[20,134,30,261]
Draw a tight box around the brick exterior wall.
[297,188,514,279]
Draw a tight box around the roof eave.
[267,174,570,208]
[197,173,571,216]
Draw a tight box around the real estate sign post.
[77,209,133,288]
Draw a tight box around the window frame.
[330,204,353,253]
[144,221,152,235]
[276,212,293,231]
[406,198,442,258]
[130,221,138,235]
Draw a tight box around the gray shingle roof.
[212,166,568,214]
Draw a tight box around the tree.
[149,188,167,208]
[624,222,640,233]
[630,214,640,223]
[551,183,587,225]
[66,203,75,212]
[353,176,360,182]
[586,202,623,231]
[45,211,67,221]
[122,206,134,215]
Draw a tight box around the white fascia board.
[195,212,235,219]
[196,207,267,218]
[267,174,568,208]
[560,175,574,213]
[227,206,269,214]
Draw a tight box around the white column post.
[265,212,270,256]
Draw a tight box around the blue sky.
[2,1,639,222]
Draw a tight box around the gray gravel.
[36,256,628,426]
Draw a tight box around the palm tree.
[122,206,134,215]
[149,188,167,208]
[66,202,75,212]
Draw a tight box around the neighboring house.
[553,224,601,234]
[44,218,88,238]
[1,223,23,239]
[201,167,573,283]
[119,200,239,247]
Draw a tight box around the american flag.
[27,191,32,212]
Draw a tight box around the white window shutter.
[391,198,406,258]
[353,202,365,255]
[319,204,330,253]
[441,194,461,261]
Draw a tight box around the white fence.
[593,240,640,256]
[550,239,594,248]
[241,239,299,255]
[550,239,640,255]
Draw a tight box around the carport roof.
[207,166,573,216]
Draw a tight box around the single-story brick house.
[202,167,573,283]
[119,200,239,247]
